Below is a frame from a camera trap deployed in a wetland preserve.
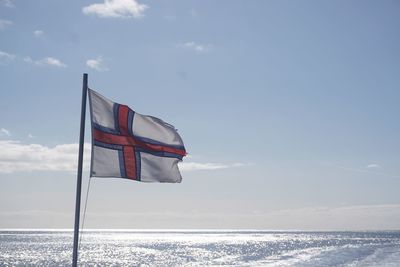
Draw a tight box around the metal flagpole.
[72,73,88,267]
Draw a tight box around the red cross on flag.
[88,89,187,183]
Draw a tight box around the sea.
[1,230,400,266]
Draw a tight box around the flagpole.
[72,73,88,267]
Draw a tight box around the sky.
[0,0,400,230]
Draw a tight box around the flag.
[88,89,186,183]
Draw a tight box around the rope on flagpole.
[78,177,92,252]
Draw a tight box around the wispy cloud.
[0,50,16,61]
[0,140,90,173]
[366,163,380,169]
[0,51,66,67]
[33,30,44,37]
[24,56,67,68]
[0,128,11,137]
[38,57,67,67]
[0,19,12,30]
[86,56,109,71]
[179,162,229,171]
[328,162,399,178]
[82,0,148,19]
[1,0,14,8]
[181,41,211,53]
[0,139,248,174]
[179,162,253,172]
[28,133,34,138]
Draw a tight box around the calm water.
[1,230,400,266]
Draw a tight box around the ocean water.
[0,230,400,266]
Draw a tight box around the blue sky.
[0,0,400,230]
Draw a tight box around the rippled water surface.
[1,230,400,266]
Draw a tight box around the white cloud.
[0,139,247,174]
[367,163,380,169]
[179,162,229,171]
[86,56,109,71]
[0,19,12,30]
[181,41,211,53]
[1,51,66,67]
[1,52,66,68]
[24,57,35,63]
[0,50,15,60]
[0,140,91,173]
[328,162,399,178]
[33,30,44,37]
[38,57,67,67]
[24,56,67,68]
[82,0,148,19]
[2,0,14,8]
[232,162,255,167]
[28,134,34,138]
[0,128,11,137]
[179,161,253,172]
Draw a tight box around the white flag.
[88,89,186,183]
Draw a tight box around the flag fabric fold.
[88,89,186,183]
